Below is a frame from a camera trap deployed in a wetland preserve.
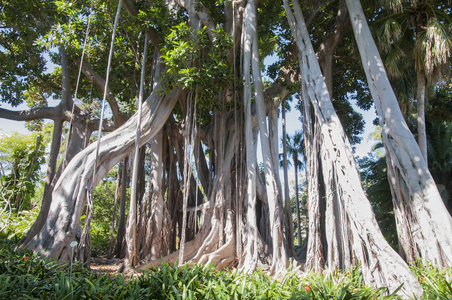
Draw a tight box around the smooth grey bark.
[137,111,239,270]
[244,0,287,274]
[242,16,259,271]
[144,130,165,260]
[178,93,195,267]
[285,0,423,297]
[345,0,452,268]
[125,33,149,270]
[19,119,63,247]
[107,160,121,258]
[19,47,73,249]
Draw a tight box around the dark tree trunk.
[114,157,129,258]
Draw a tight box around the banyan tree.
[2,0,452,297]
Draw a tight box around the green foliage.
[137,0,178,36]
[0,131,47,212]
[411,261,452,299]
[0,239,126,299]
[0,0,52,106]
[90,175,119,256]
[160,23,234,123]
[0,241,451,299]
[426,89,452,214]
[0,208,39,240]
[374,0,452,107]
[427,81,452,123]
[358,130,398,250]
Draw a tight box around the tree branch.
[146,28,161,52]
[175,0,216,41]
[0,106,59,121]
[316,0,351,61]
[120,0,162,51]
[122,0,139,16]
[80,61,127,126]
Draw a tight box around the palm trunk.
[416,71,427,164]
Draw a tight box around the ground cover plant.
[0,239,450,299]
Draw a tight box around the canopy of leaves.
[0,0,55,106]
[160,23,233,124]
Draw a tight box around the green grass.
[0,240,451,299]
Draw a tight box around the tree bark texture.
[285,0,423,297]
[244,0,287,274]
[346,0,452,268]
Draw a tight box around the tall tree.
[346,0,452,267]
[3,1,451,295]
[0,0,140,249]
[284,0,422,296]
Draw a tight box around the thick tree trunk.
[124,34,149,270]
[143,130,165,260]
[178,93,195,267]
[302,87,326,272]
[346,0,452,268]
[242,22,259,271]
[19,118,63,248]
[20,48,96,249]
[138,111,239,270]
[27,84,181,261]
[243,0,287,274]
[285,0,423,297]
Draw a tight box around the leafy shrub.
[0,131,48,212]
[0,240,451,299]
[411,261,452,299]
[0,208,39,240]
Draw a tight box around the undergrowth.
[0,240,451,299]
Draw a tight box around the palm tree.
[376,0,452,164]
[284,131,305,247]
